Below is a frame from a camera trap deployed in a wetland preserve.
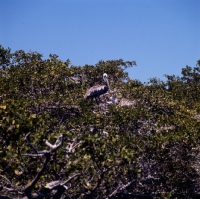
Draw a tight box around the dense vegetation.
[0,45,200,199]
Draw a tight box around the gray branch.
[23,133,64,195]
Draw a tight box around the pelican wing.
[84,85,108,99]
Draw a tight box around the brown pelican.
[84,73,110,103]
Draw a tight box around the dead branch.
[23,132,64,195]
[106,180,134,199]
[45,173,81,190]
[65,139,82,160]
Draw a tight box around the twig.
[106,180,134,199]
[24,132,38,154]
[45,173,81,190]
[61,173,81,186]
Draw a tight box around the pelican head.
[103,73,107,78]
[103,73,110,90]
[103,73,108,82]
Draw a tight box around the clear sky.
[1,0,200,83]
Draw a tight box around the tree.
[0,45,200,199]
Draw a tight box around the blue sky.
[1,0,200,83]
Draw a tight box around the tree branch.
[23,133,64,195]
[45,173,81,190]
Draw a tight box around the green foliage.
[0,45,200,198]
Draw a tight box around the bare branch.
[61,173,81,186]
[24,132,38,154]
[0,174,12,185]
[66,139,82,160]
[45,173,81,190]
[45,140,54,148]
[23,152,50,194]
[106,180,134,199]
[21,153,43,157]
[51,135,63,153]
[23,133,64,195]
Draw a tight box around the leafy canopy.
[0,45,200,199]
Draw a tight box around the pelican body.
[84,73,110,102]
